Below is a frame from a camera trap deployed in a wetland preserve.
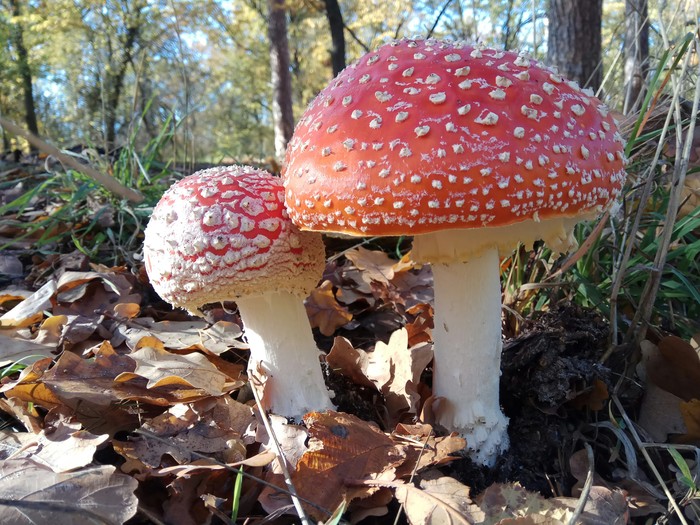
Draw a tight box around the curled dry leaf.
[392,423,466,477]
[0,280,56,328]
[291,410,406,520]
[114,397,254,471]
[394,470,479,525]
[326,336,375,388]
[367,328,433,424]
[115,319,247,354]
[0,459,138,525]
[344,246,413,285]
[7,413,108,473]
[305,280,353,336]
[115,338,233,396]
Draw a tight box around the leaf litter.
[0,247,694,524]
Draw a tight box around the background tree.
[323,0,346,76]
[546,0,603,91]
[7,0,38,147]
[623,0,649,113]
[268,0,294,161]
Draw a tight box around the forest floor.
[0,155,698,525]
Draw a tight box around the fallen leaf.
[393,423,466,477]
[394,470,479,525]
[0,332,57,367]
[0,280,56,328]
[326,336,375,388]
[0,459,138,524]
[115,319,247,354]
[345,247,410,284]
[647,335,700,401]
[367,328,433,423]
[0,357,62,409]
[115,342,230,396]
[305,280,353,336]
[292,411,406,519]
[8,412,108,472]
[115,397,253,469]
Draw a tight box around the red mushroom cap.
[282,39,627,237]
[144,166,325,313]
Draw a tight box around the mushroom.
[143,165,334,419]
[281,39,626,464]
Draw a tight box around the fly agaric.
[282,39,626,464]
[143,165,334,419]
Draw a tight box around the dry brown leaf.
[367,328,433,423]
[569,378,609,411]
[291,410,406,519]
[552,486,629,525]
[7,412,108,472]
[395,470,479,525]
[305,280,353,336]
[326,336,375,388]
[0,280,55,328]
[114,397,253,470]
[405,302,434,347]
[115,342,230,396]
[0,459,138,524]
[42,341,135,406]
[647,335,700,401]
[0,357,62,409]
[393,423,466,477]
[115,319,247,354]
[345,247,411,284]
[0,332,57,367]
[679,399,700,441]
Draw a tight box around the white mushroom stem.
[429,248,509,465]
[236,291,335,420]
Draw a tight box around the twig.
[568,442,594,525]
[250,382,313,525]
[0,116,144,204]
[612,395,688,524]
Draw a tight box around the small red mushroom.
[282,39,626,464]
[143,165,334,419]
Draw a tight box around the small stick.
[0,116,144,203]
[250,380,312,525]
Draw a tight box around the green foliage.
[0,108,176,265]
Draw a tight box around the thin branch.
[0,116,144,203]
[426,0,455,39]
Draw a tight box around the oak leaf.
[305,280,353,336]
[115,341,230,396]
[0,459,138,525]
[292,411,406,519]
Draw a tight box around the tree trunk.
[323,0,346,76]
[103,0,145,150]
[623,0,649,114]
[268,0,294,161]
[9,0,39,148]
[546,0,603,91]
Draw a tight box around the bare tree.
[8,0,38,148]
[268,0,294,161]
[546,0,603,91]
[623,0,649,113]
[323,0,345,76]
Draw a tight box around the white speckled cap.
[143,166,325,313]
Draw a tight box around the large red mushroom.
[282,39,626,464]
[143,165,334,419]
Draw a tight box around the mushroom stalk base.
[237,291,335,420]
[428,247,509,466]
